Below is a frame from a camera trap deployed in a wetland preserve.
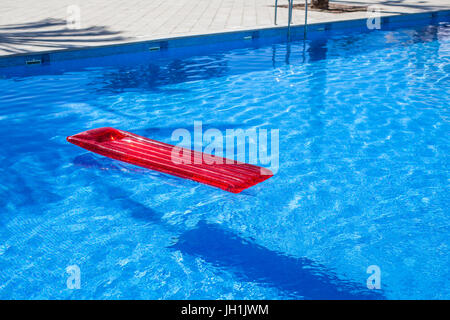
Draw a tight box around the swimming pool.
[0,15,449,299]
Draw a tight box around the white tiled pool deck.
[1,0,449,56]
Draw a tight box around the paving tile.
[0,0,448,56]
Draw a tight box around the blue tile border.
[0,10,449,69]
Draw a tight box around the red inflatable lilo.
[67,127,273,193]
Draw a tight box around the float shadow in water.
[172,221,385,300]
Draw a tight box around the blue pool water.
[0,18,449,299]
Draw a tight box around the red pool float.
[67,127,273,193]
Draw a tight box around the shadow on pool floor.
[76,154,384,299]
[172,221,385,299]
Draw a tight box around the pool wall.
[0,10,449,69]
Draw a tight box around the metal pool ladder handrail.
[304,0,308,39]
[274,0,292,26]
[287,0,293,39]
[274,0,309,40]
